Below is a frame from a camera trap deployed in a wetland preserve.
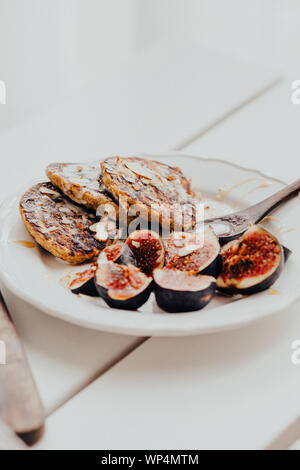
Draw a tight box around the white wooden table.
[2,45,298,450]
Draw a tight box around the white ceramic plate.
[0,153,299,336]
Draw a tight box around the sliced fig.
[165,226,221,276]
[98,242,135,266]
[217,225,284,295]
[153,268,216,313]
[95,261,153,310]
[70,264,98,296]
[126,230,164,276]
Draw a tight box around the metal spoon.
[204,178,300,244]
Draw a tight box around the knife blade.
[0,292,45,445]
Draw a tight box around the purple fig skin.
[71,275,99,297]
[96,281,153,310]
[154,277,216,313]
[199,253,222,277]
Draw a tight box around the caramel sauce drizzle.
[268,289,280,295]
[14,240,36,248]
[215,178,258,202]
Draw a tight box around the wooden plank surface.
[186,81,298,182]
[33,303,300,450]
[1,286,142,415]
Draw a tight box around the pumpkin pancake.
[101,157,200,230]
[46,162,118,213]
[20,182,110,264]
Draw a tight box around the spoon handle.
[243,178,300,223]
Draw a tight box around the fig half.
[126,230,164,276]
[153,268,216,313]
[165,226,221,277]
[216,225,284,295]
[98,242,135,266]
[70,264,98,296]
[95,261,153,310]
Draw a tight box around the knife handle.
[0,293,45,445]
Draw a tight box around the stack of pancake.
[20,157,199,264]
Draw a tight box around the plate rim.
[1,152,300,336]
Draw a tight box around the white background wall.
[0,0,300,129]
[137,0,300,73]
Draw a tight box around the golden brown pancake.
[101,156,200,230]
[46,162,118,213]
[20,182,109,264]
